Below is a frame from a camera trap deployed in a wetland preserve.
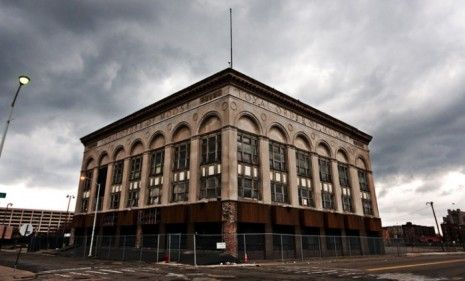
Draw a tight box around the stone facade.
[72,68,381,256]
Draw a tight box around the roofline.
[81,68,372,145]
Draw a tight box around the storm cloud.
[0,0,464,228]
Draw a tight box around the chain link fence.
[27,233,462,265]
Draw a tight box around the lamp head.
[18,75,30,86]
[80,176,87,181]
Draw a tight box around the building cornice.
[81,68,372,146]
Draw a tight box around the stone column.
[221,127,238,201]
[331,160,343,212]
[119,158,131,209]
[264,223,274,259]
[349,166,363,216]
[189,137,200,203]
[139,152,151,207]
[310,154,322,209]
[161,145,173,204]
[222,201,238,257]
[294,226,303,259]
[287,146,298,206]
[367,172,380,217]
[88,167,99,212]
[340,228,349,256]
[259,137,271,204]
[102,163,114,211]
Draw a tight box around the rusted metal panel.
[365,217,382,232]
[344,214,364,230]
[161,205,188,224]
[117,210,137,226]
[272,206,300,226]
[190,201,222,223]
[300,209,324,228]
[237,202,270,224]
[325,212,344,229]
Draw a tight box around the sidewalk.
[0,265,36,281]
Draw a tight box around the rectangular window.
[129,155,142,181]
[112,160,124,185]
[363,198,373,215]
[150,149,164,176]
[237,133,259,165]
[319,158,332,183]
[174,142,190,171]
[269,142,287,171]
[358,170,369,192]
[200,175,221,199]
[296,150,312,177]
[127,190,139,207]
[147,187,161,205]
[322,191,334,209]
[110,193,120,209]
[338,164,350,187]
[298,187,314,207]
[238,177,260,199]
[201,134,221,164]
[342,195,352,212]
[271,182,288,203]
[80,198,89,212]
[83,170,93,191]
[172,181,188,202]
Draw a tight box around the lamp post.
[65,195,75,223]
[0,75,30,158]
[4,203,13,225]
[80,176,100,257]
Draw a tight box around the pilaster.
[331,160,343,212]
[139,152,151,207]
[189,137,199,202]
[259,137,271,204]
[119,158,130,209]
[161,145,173,204]
[287,146,298,206]
[102,163,113,211]
[349,166,363,216]
[221,127,238,201]
[310,155,322,209]
[367,172,380,217]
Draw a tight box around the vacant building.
[72,68,381,256]
[441,209,465,244]
[0,207,72,234]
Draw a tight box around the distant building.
[383,222,439,244]
[441,209,465,244]
[73,68,382,257]
[0,207,73,234]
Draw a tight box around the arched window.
[147,133,165,205]
[317,142,334,210]
[356,157,372,215]
[337,149,352,213]
[237,114,261,200]
[295,135,313,207]
[171,125,191,202]
[199,114,222,199]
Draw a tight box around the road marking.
[121,268,136,272]
[54,274,71,278]
[40,267,92,274]
[69,272,90,276]
[367,259,465,272]
[86,270,109,275]
[100,269,123,273]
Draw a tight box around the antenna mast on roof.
[229,8,233,68]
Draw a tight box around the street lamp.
[0,75,31,158]
[80,176,101,257]
[5,203,13,225]
[65,195,75,223]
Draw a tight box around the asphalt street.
[0,250,464,280]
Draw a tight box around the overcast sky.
[0,0,464,230]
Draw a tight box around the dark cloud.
[0,1,463,222]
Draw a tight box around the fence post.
[83,236,88,258]
[243,234,247,262]
[122,235,127,261]
[333,236,337,257]
[156,234,160,263]
[107,236,112,259]
[178,233,181,262]
[168,234,171,263]
[280,234,284,262]
[348,236,352,256]
[139,235,143,261]
[193,233,197,267]
[300,235,304,261]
